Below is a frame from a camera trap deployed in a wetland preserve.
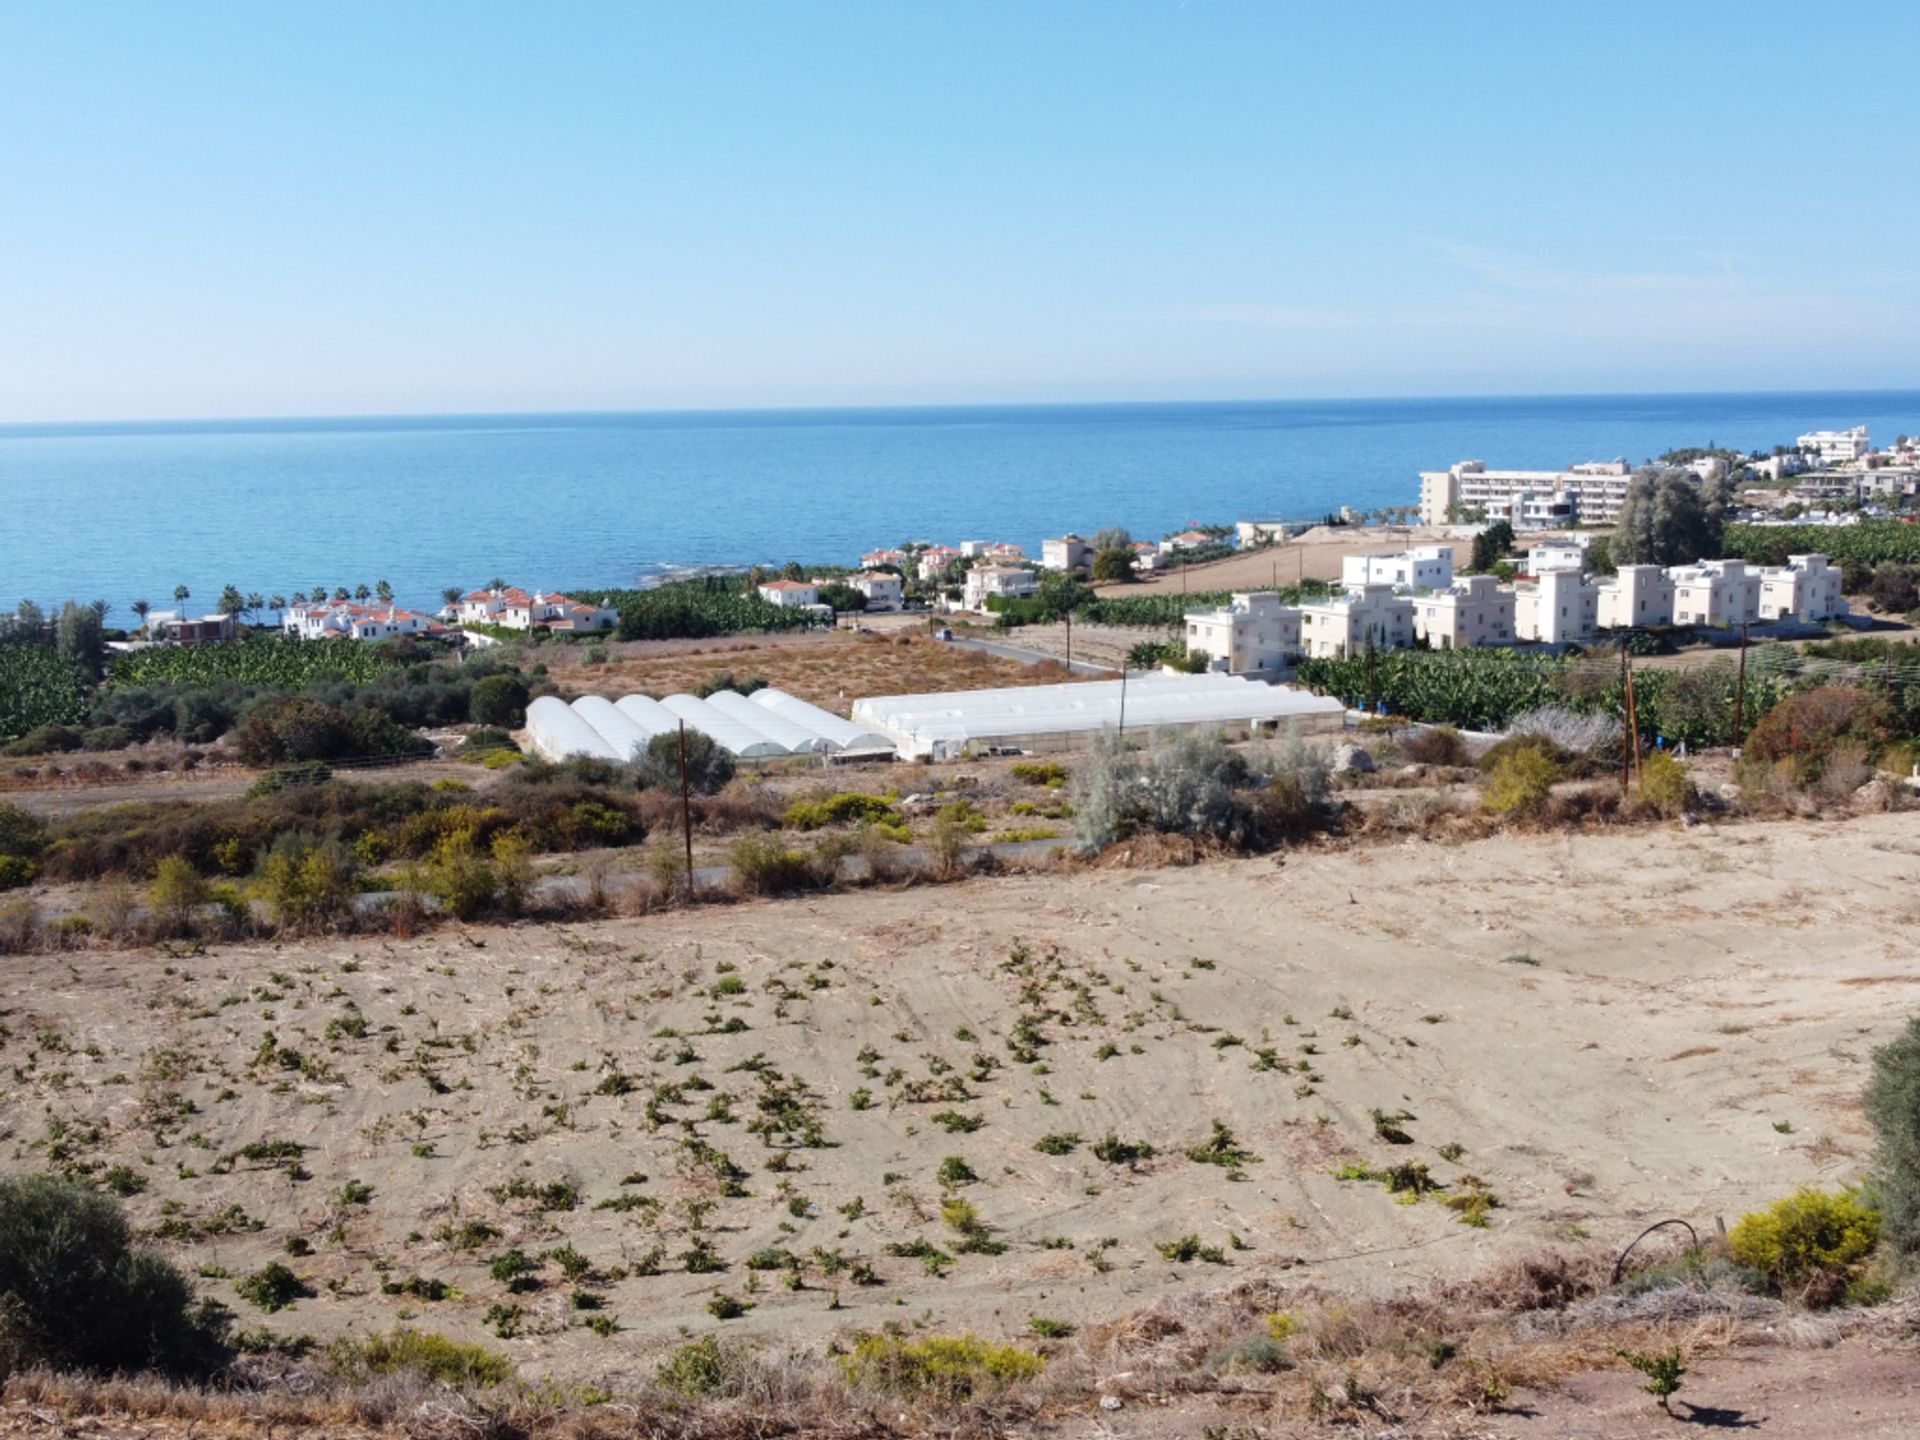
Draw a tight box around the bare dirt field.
[4,810,1916,1401]
[538,629,1081,711]
[1115,526,1465,596]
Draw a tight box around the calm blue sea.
[5,392,1919,616]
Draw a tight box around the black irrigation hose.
[1611,1218,1702,1285]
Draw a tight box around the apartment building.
[1594,565,1675,631]
[1519,542,1587,575]
[1513,568,1599,644]
[1756,553,1846,623]
[1412,575,1516,651]
[1418,460,1634,526]
[1297,585,1415,659]
[1797,426,1870,465]
[1340,545,1454,591]
[1183,592,1302,675]
[1666,560,1759,628]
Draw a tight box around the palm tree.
[333,586,350,602]
[218,585,245,624]
[375,579,393,605]
[131,599,150,635]
[354,584,371,603]
[311,580,328,603]
[246,592,265,626]
[290,591,308,607]
[270,594,287,626]
[441,586,463,615]
[173,584,190,611]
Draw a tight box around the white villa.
[1183,592,1302,675]
[963,565,1039,610]
[1297,585,1415,660]
[1756,554,1846,623]
[286,600,444,643]
[1667,560,1760,629]
[850,570,905,611]
[457,587,616,632]
[1419,460,1634,527]
[1594,565,1676,631]
[1513,568,1599,644]
[1041,535,1093,573]
[757,579,820,609]
[1412,575,1516,651]
[1797,426,1870,465]
[1340,545,1453,591]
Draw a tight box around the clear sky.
[3,1,1917,421]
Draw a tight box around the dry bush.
[1400,725,1469,767]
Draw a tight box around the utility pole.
[677,720,694,900]
[1117,664,1129,738]
[1366,637,1378,715]
[1619,647,1632,794]
[1733,621,1750,743]
[1064,612,1072,669]
[1625,659,1643,786]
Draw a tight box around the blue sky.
[3,1,1917,420]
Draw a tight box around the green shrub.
[235,1261,312,1312]
[1009,760,1068,787]
[729,833,817,895]
[0,855,34,890]
[1481,744,1559,815]
[1400,725,1468,766]
[782,791,899,830]
[1727,1188,1879,1306]
[839,1333,1043,1398]
[334,1328,513,1387]
[0,1173,224,1374]
[636,728,736,795]
[1864,1015,1920,1256]
[1636,749,1693,817]
[1617,1347,1686,1411]
[655,1334,750,1396]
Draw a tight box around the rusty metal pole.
[1733,621,1749,742]
[1619,647,1632,794]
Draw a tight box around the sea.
[4,391,1918,617]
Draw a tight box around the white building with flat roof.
[1757,554,1846,623]
[1419,460,1634,526]
[1339,545,1454,592]
[963,565,1038,610]
[1297,584,1415,659]
[1183,592,1302,675]
[1513,568,1599,644]
[1595,565,1675,631]
[1666,560,1759,628]
[1797,426,1869,465]
[1412,575,1516,651]
[1519,541,1587,575]
[1040,535,1093,573]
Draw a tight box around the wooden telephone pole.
[678,721,695,898]
[1733,621,1750,742]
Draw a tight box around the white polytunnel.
[658,693,792,759]
[525,694,621,762]
[704,688,834,753]
[614,693,681,742]
[571,695,653,760]
[749,687,895,752]
[849,673,1344,758]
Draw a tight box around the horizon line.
[6,383,1920,433]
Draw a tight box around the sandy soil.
[3,812,1916,1384]
[1114,526,1465,596]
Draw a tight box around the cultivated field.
[4,810,1914,1390]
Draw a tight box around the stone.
[1331,744,1374,774]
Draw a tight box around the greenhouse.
[750,687,895,753]
[704,687,833,753]
[851,672,1344,759]
[525,695,622,762]
[658,693,791,759]
[571,694,654,760]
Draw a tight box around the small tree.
[469,673,531,728]
[1468,521,1514,573]
[816,582,867,613]
[1617,1347,1685,1413]
[1091,548,1136,582]
[637,728,735,795]
[1481,744,1558,815]
[1865,1015,1920,1255]
[149,855,210,934]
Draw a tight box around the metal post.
[1064,612,1072,669]
[1117,665,1128,738]
[1625,660,1642,786]
[1619,647,1632,794]
[1733,621,1749,741]
[677,720,694,898]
